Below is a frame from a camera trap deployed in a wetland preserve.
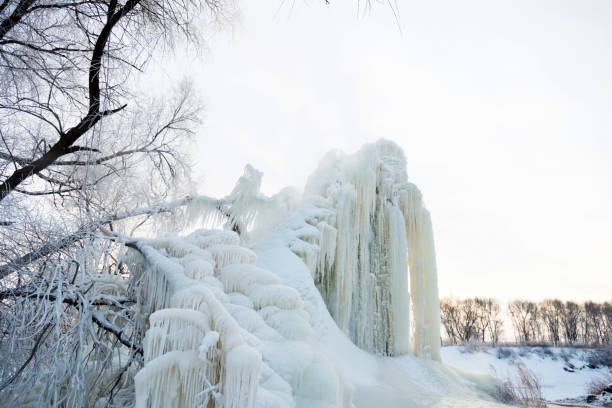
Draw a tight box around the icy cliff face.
[301,140,441,359]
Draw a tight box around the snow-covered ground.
[442,346,612,402]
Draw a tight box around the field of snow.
[442,346,612,402]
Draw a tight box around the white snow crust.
[442,346,612,402]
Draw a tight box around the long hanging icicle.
[399,183,441,360]
[419,208,441,360]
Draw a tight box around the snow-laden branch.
[0,193,221,280]
[91,310,143,355]
[0,287,134,306]
[0,164,285,281]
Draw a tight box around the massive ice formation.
[127,139,442,408]
[297,140,441,359]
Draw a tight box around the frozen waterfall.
[300,140,441,359]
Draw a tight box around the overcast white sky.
[152,0,612,302]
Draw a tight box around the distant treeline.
[440,298,612,347]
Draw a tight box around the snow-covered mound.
[442,346,612,403]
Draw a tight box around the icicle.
[223,345,262,408]
[293,224,321,245]
[219,264,281,294]
[419,208,441,361]
[289,239,320,274]
[247,284,304,311]
[227,292,255,308]
[225,303,276,338]
[144,308,211,362]
[135,350,210,408]
[199,331,220,358]
[387,204,411,355]
[315,221,337,285]
[258,306,312,341]
[256,362,295,408]
[248,186,301,243]
[208,244,257,270]
[143,236,214,260]
[171,286,212,316]
[220,164,265,238]
[187,229,241,249]
[130,198,358,407]
[179,256,214,280]
[327,185,357,332]
[122,247,146,278]
[303,204,336,227]
[184,195,227,229]
[136,245,195,315]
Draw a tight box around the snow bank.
[442,346,612,402]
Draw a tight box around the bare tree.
[560,301,581,345]
[0,0,226,203]
[452,298,480,343]
[508,300,538,344]
[483,298,503,345]
[603,301,612,346]
[443,297,611,347]
[473,298,502,344]
[583,301,604,346]
[441,297,503,345]
[539,299,562,346]
[473,298,490,343]
[440,297,460,344]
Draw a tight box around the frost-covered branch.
[0,323,51,391]
[0,287,134,306]
[0,286,141,352]
[91,311,143,355]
